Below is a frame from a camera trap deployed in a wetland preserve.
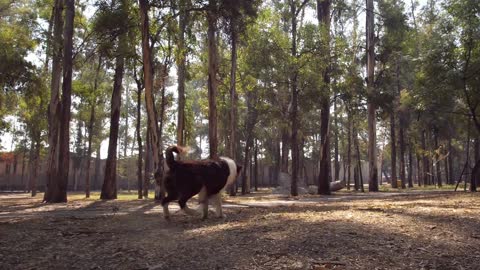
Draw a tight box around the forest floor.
[1,188,480,270]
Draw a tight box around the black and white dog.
[161,145,242,220]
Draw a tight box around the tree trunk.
[135,73,144,199]
[228,27,238,196]
[395,57,406,189]
[354,166,359,191]
[353,125,364,192]
[468,132,478,192]
[333,98,339,181]
[366,0,378,192]
[29,137,40,197]
[139,0,165,200]
[347,113,352,190]
[85,101,95,198]
[72,166,78,191]
[207,0,218,159]
[274,139,281,186]
[290,1,300,197]
[94,147,100,189]
[84,57,102,198]
[429,131,436,186]
[46,0,74,203]
[124,82,130,192]
[444,142,450,185]
[459,122,471,191]
[101,41,125,200]
[242,142,251,195]
[416,152,422,186]
[398,119,406,189]
[448,137,454,184]
[33,139,40,196]
[43,4,55,73]
[474,138,480,187]
[434,127,442,187]
[317,0,331,195]
[176,0,187,146]
[242,90,258,194]
[254,139,258,191]
[281,130,289,173]
[144,128,152,198]
[21,149,27,192]
[44,0,63,203]
[471,158,479,192]
[379,139,385,185]
[421,130,429,186]
[407,142,414,188]
[318,99,331,195]
[390,113,397,188]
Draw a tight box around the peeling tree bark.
[139,0,165,200]
[46,0,74,203]
[44,0,63,203]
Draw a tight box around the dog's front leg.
[201,199,209,220]
[198,186,209,220]
[162,195,176,220]
[162,203,170,220]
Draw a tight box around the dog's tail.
[165,145,186,170]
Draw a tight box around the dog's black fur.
[161,145,242,219]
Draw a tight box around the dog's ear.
[236,164,243,175]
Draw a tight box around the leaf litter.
[0,191,479,270]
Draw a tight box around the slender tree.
[101,32,126,200]
[84,57,103,198]
[207,0,219,159]
[366,0,378,191]
[176,0,188,146]
[134,68,144,199]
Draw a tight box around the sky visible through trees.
[1,0,428,159]
[1,1,480,268]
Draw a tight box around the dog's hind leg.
[212,193,224,218]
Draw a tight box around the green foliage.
[0,0,37,92]
[1,0,479,192]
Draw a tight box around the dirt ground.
[1,190,479,270]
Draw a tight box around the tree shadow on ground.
[1,192,479,269]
